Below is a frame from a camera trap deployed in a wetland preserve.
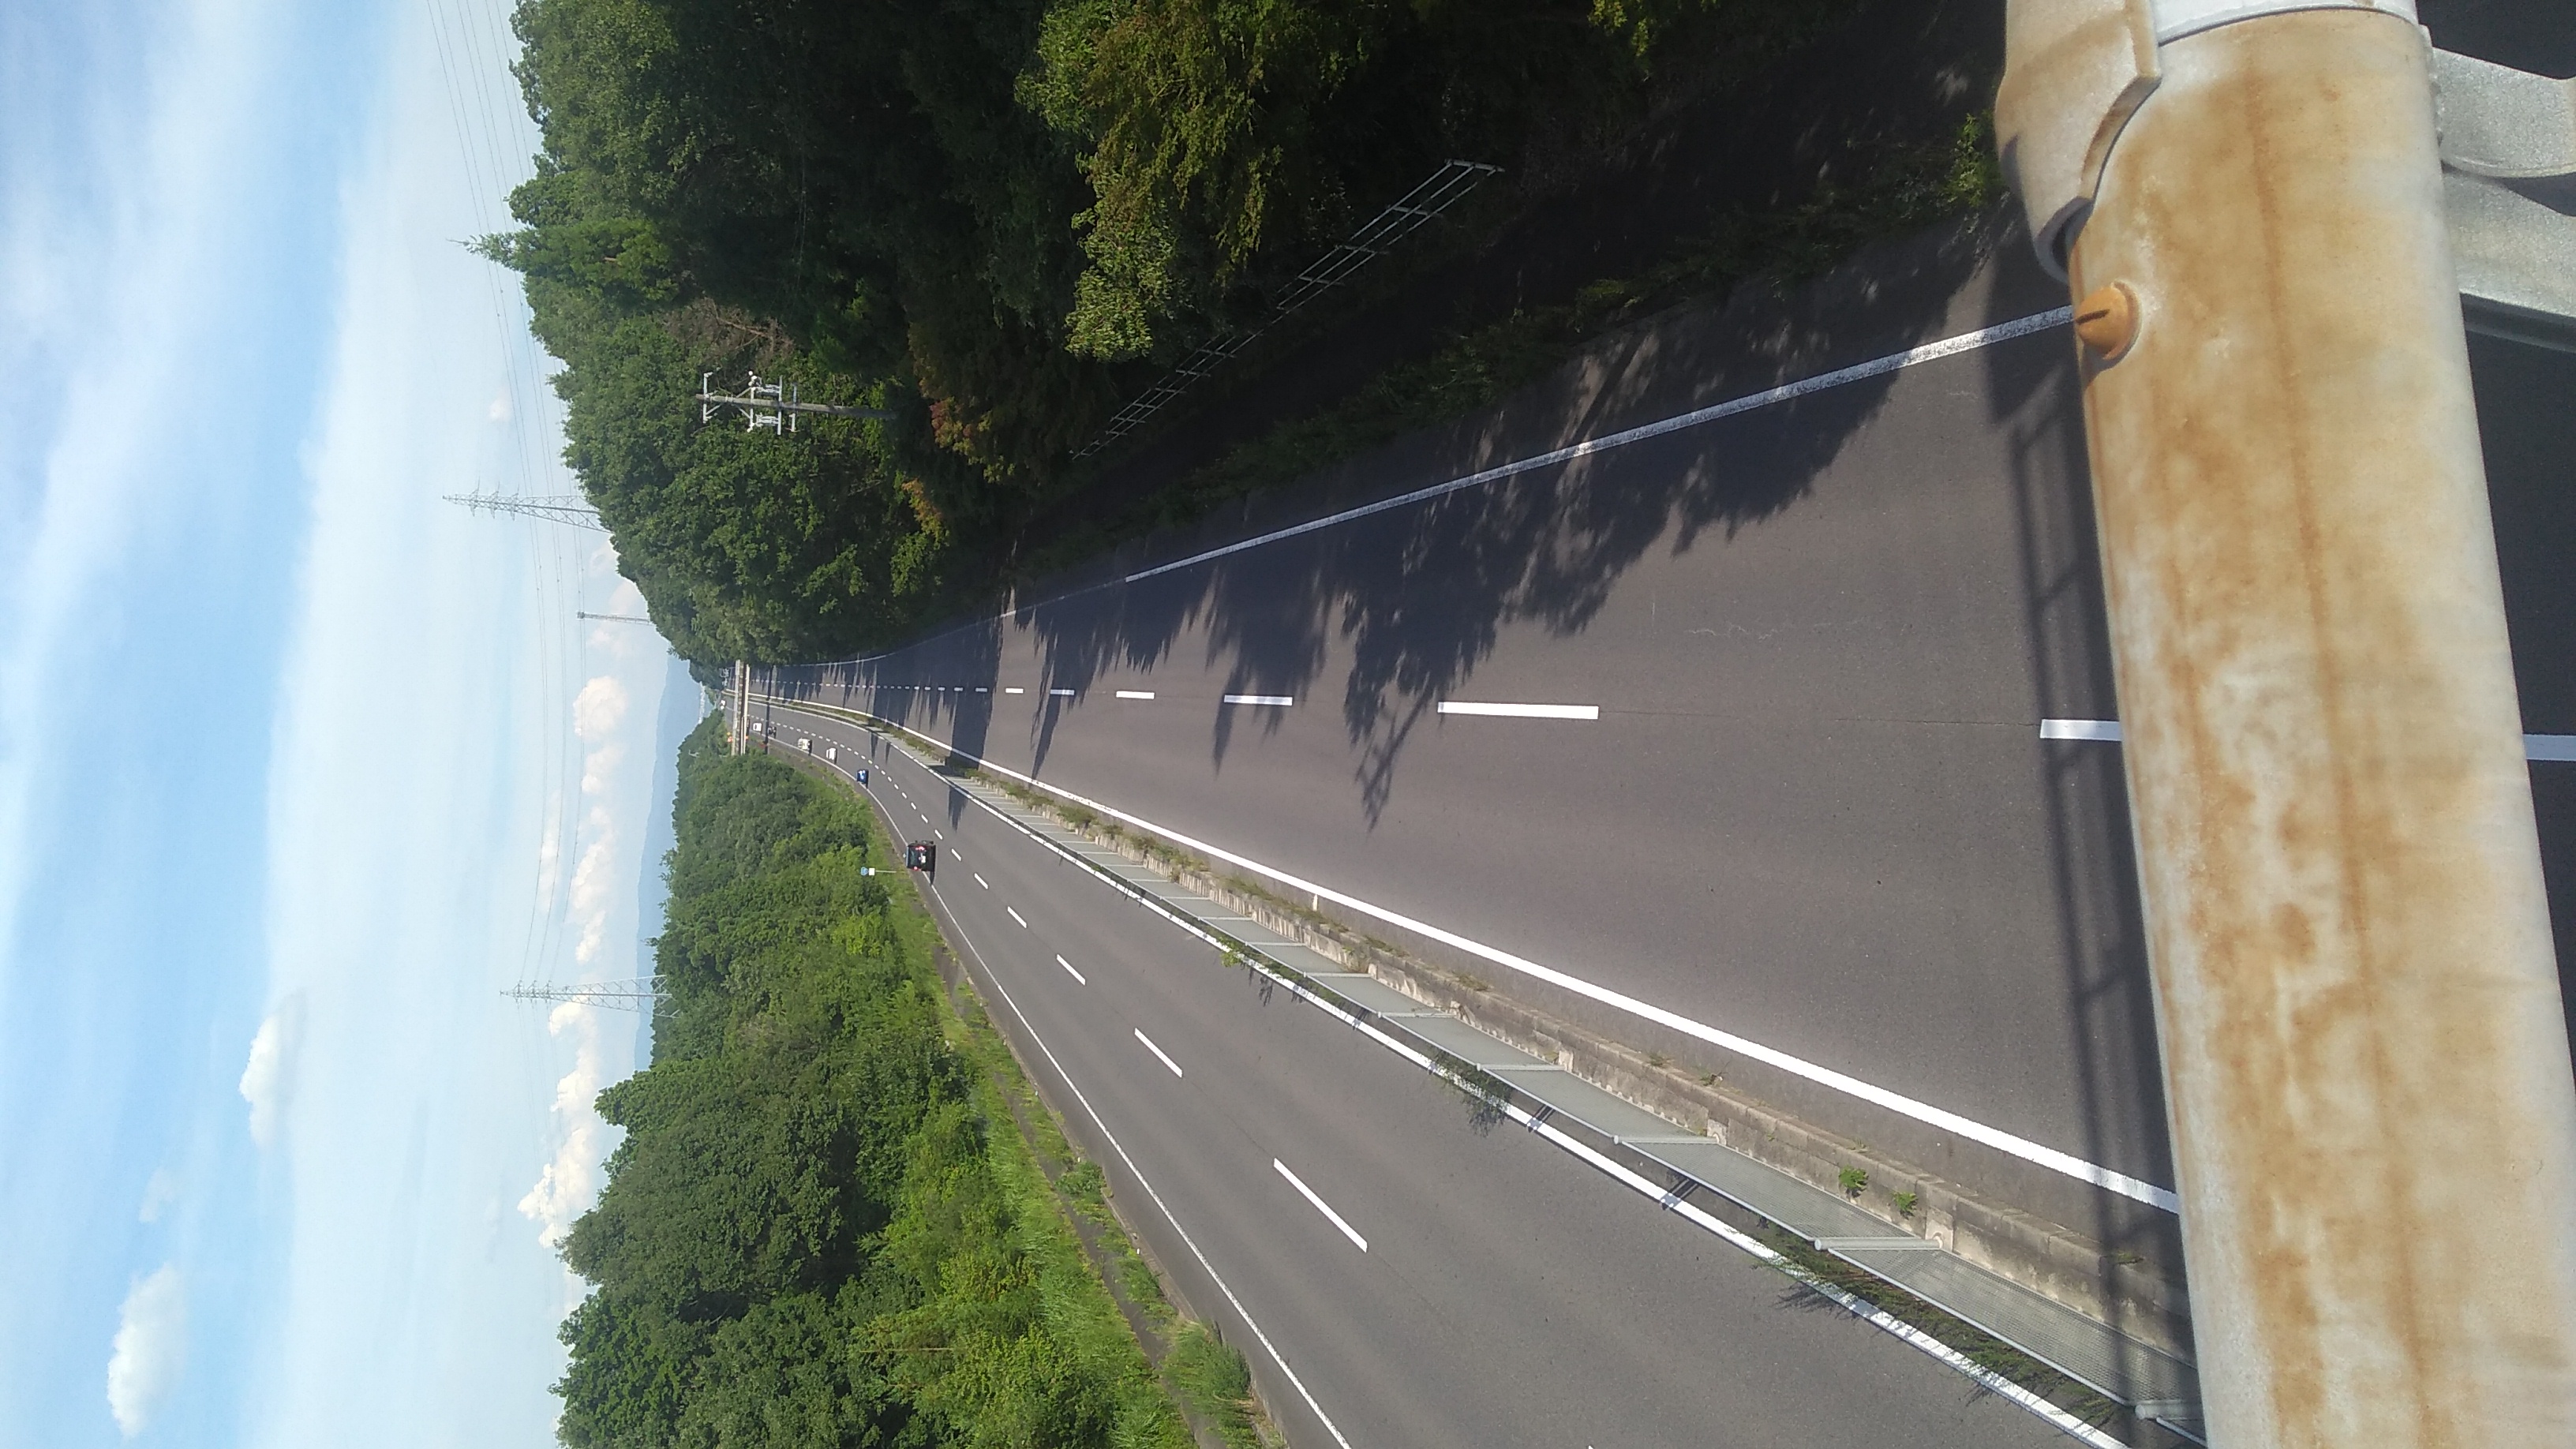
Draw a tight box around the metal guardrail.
[1076,159,1501,458]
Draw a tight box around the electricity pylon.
[503,979,665,1011]
[445,492,605,531]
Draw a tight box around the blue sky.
[0,2,682,1444]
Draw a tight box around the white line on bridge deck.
[1437,701,1599,721]
[2045,721,2572,762]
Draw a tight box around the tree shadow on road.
[984,206,2057,821]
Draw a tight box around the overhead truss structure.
[1078,159,1501,458]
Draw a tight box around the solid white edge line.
[1222,695,1295,706]
[1116,690,1156,700]
[2528,733,2576,762]
[913,879,1359,1449]
[1514,1112,2127,1449]
[1273,1159,1368,1252]
[758,695,2180,1215]
[1437,701,1601,721]
[1057,953,1087,985]
[1121,309,2076,585]
[793,309,2075,665]
[1135,1028,1185,1077]
[1006,906,1029,929]
[841,727,2124,1447]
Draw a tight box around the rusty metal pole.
[2000,2,2576,1443]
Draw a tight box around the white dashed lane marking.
[1436,701,1599,721]
[1134,1028,1183,1077]
[1274,1159,1368,1252]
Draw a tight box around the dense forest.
[553,719,1204,1447]
[486,0,1893,666]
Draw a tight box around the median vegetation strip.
[551,717,1260,1447]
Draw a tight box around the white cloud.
[105,1264,186,1436]
[568,673,635,963]
[579,744,627,799]
[515,1003,610,1249]
[137,1169,179,1225]
[532,787,566,917]
[238,994,306,1148]
[572,675,627,743]
[569,834,617,965]
[485,391,511,421]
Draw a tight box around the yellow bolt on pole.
[2001,2,2576,1444]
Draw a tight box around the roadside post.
[1999,2,2576,1443]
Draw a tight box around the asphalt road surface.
[767,218,2573,1263]
[766,230,2176,1252]
[783,717,2087,1449]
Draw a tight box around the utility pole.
[444,492,605,531]
[732,660,751,755]
[503,979,665,1011]
[1999,2,2576,1444]
[695,373,894,432]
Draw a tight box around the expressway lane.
[784,713,2092,1449]
[761,235,2174,1247]
[764,227,2576,1258]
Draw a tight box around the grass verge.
[880,769,1278,1448]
